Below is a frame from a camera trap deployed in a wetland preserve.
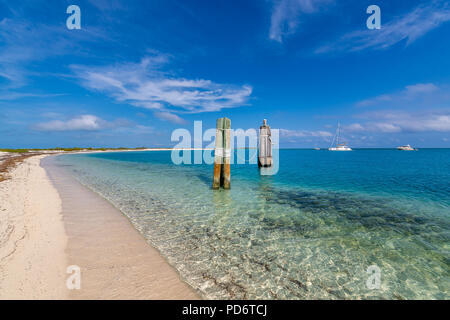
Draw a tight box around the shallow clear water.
[56,149,450,299]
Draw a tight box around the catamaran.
[329,122,352,151]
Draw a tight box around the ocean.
[55,149,450,299]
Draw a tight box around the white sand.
[0,155,68,299]
[0,154,199,300]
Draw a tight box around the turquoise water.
[56,149,450,299]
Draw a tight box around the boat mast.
[336,122,340,146]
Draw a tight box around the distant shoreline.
[0,147,214,154]
[2,147,449,156]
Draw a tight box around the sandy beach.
[0,153,199,299]
[0,155,67,299]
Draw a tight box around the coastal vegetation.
[0,153,42,181]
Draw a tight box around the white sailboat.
[329,122,352,151]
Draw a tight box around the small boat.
[329,144,352,151]
[397,144,416,151]
[329,122,352,151]
[314,148,320,150]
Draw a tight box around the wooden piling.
[212,117,231,190]
[212,118,224,189]
[258,119,273,167]
[222,117,231,189]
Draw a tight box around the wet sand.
[42,156,199,299]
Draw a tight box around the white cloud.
[269,0,334,42]
[372,123,402,133]
[316,1,450,53]
[280,128,332,138]
[400,114,450,132]
[347,82,450,134]
[348,112,450,133]
[356,83,441,107]
[0,92,65,101]
[154,112,186,124]
[34,114,145,132]
[71,55,253,121]
[344,123,365,132]
[35,115,106,131]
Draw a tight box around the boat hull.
[397,145,415,151]
[329,147,352,151]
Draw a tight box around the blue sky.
[0,0,449,148]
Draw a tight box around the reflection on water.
[56,150,450,299]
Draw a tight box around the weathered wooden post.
[212,117,231,189]
[258,119,273,167]
[212,118,224,189]
[222,117,231,189]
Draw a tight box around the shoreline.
[0,153,200,299]
[0,155,68,299]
